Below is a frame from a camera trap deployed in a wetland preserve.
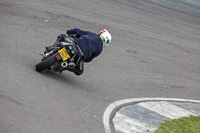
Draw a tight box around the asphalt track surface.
[0,0,200,133]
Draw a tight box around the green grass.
[154,115,200,133]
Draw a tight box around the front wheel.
[35,53,58,72]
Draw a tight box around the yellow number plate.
[58,48,70,61]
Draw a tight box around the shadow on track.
[35,69,83,89]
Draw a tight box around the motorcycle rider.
[47,28,112,76]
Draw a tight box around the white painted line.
[44,12,60,22]
[113,112,156,133]
[103,98,200,133]
[138,101,196,119]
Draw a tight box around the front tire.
[35,53,58,72]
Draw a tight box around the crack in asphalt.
[0,94,23,106]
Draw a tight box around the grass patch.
[154,115,200,133]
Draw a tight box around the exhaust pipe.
[61,62,67,68]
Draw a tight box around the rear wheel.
[35,53,58,72]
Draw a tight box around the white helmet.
[99,29,112,47]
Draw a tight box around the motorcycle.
[35,35,77,73]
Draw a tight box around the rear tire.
[35,53,58,72]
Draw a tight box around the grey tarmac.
[0,0,200,133]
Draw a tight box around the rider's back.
[68,28,103,62]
